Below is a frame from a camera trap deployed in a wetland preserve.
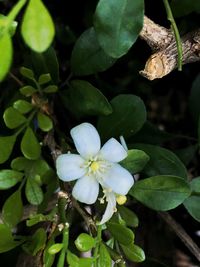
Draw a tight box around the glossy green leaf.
[0,135,16,164]
[2,190,23,228]
[25,177,43,205]
[3,107,27,129]
[75,233,95,252]
[21,127,41,160]
[38,73,51,85]
[107,222,134,245]
[48,243,63,254]
[121,243,145,262]
[130,175,191,211]
[0,15,18,36]
[118,206,139,228]
[22,228,47,256]
[98,243,112,267]
[62,80,112,117]
[132,144,188,179]
[121,149,149,174]
[71,27,116,76]
[13,100,33,114]
[0,170,23,189]
[98,94,146,140]
[0,33,12,81]
[37,112,53,132]
[21,0,55,52]
[94,0,144,58]
[0,224,21,253]
[184,177,200,222]
[43,229,60,267]
[43,85,58,93]
[20,85,37,96]
[20,67,34,79]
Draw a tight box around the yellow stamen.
[116,195,127,205]
[90,161,100,172]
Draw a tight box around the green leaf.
[13,100,33,114]
[118,206,139,228]
[22,228,47,256]
[175,145,198,166]
[75,233,95,252]
[130,175,191,211]
[37,112,53,132]
[0,33,12,81]
[0,170,23,189]
[171,0,200,17]
[38,73,51,85]
[121,243,145,262]
[107,222,134,245]
[97,94,146,140]
[0,15,18,36]
[20,85,37,96]
[48,243,63,254]
[30,47,59,84]
[121,149,149,174]
[11,157,31,171]
[71,27,116,76]
[62,80,112,117]
[21,127,41,160]
[43,85,58,93]
[132,144,188,179]
[21,0,55,52]
[20,67,34,79]
[98,243,112,267]
[0,224,21,253]
[0,135,16,164]
[3,107,27,129]
[94,0,144,58]
[79,258,93,267]
[67,250,79,267]
[2,190,23,228]
[184,177,200,222]
[25,177,43,205]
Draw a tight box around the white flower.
[56,122,134,205]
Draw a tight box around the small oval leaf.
[21,0,55,52]
[0,34,12,81]
[121,243,145,262]
[75,233,95,252]
[25,178,43,205]
[0,135,16,164]
[3,107,27,129]
[0,170,23,190]
[21,127,41,160]
[2,190,23,228]
[37,112,53,132]
[13,100,33,114]
[107,222,134,245]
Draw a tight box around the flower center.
[90,161,100,172]
[116,195,127,205]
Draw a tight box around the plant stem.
[163,0,183,71]
[93,225,102,267]
[57,224,69,267]
[14,109,37,137]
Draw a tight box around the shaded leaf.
[0,224,21,253]
[107,222,134,245]
[0,135,16,164]
[98,243,112,267]
[118,206,139,228]
[121,243,145,262]
[0,33,12,81]
[0,170,23,189]
[3,107,27,129]
[13,100,33,114]
[25,177,43,205]
[130,175,191,211]
[71,27,116,76]
[94,0,144,58]
[37,112,53,132]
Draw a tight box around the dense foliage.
[0,0,200,266]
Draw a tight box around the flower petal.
[72,174,99,204]
[102,164,134,195]
[99,138,127,162]
[56,154,86,181]
[99,192,116,225]
[70,122,101,159]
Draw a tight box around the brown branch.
[139,16,200,80]
[158,211,200,262]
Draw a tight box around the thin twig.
[9,72,24,87]
[158,211,200,262]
